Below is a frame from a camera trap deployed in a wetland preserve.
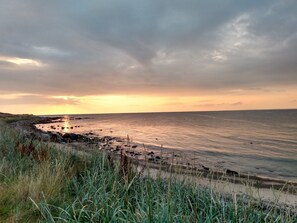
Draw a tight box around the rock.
[50,132,64,143]
[102,136,114,141]
[202,165,209,171]
[148,157,156,162]
[132,145,137,149]
[63,133,79,141]
[41,133,51,141]
[226,169,238,175]
[115,146,121,151]
[148,151,154,156]
[155,156,161,160]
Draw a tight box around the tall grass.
[0,121,85,222]
[34,154,296,223]
[0,120,296,222]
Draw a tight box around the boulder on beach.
[148,157,156,162]
[50,132,64,143]
[226,169,238,175]
[41,133,51,141]
[63,133,80,141]
[101,136,114,142]
[148,151,154,156]
[202,165,209,171]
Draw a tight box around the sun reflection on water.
[63,116,70,132]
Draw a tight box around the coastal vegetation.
[0,113,296,222]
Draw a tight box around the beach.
[1,112,296,222]
[35,110,297,181]
[13,112,297,201]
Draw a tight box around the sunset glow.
[0,1,296,115]
[1,88,297,115]
[1,2,297,222]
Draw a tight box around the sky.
[0,0,297,115]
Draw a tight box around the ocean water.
[37,109,297,181]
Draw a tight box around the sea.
[37,109,297,182]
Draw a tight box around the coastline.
[1,112,297,222]
[12,114,297,195]
[33,111,297,183]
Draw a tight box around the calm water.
[38,110,297,181]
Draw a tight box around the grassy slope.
[0,114,296,222]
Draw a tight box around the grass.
[0,116,296,222]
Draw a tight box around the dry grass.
[0,120,87,222]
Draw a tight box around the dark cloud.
[0,0,296,97]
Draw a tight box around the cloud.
[0,60,15,68]
[195,101,243,107]
[0,94,80,105]
[0,56,45,67]
[0,0,296,97]
[32,46,70,57]
[231,101,243,106]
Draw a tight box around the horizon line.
[34,107,297,117]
